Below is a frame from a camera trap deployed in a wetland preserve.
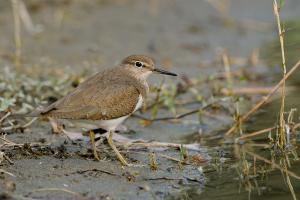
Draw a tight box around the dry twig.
[273,0,287,148]
[237,127,276,141]
[0,112,11,124]
[0,168,16,177]
[11,0,22,67]
[245,150,300,180]
[225,59,300,136]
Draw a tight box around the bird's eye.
[135,61,143,68]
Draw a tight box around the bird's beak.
[153,68,177,76]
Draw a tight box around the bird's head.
[121,55,177,79]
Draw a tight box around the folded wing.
[33,78,140,120]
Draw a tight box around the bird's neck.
[117,67,150,98]
[130,74,150,99]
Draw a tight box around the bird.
[29,55,177,166]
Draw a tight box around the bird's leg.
[89,130,100,161]
[107,130,129,166]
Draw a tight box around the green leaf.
[0,97,16,111]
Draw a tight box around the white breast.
[134,95,143,112]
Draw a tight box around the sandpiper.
[30,55,177,166]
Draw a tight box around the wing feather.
[35,69,141,120]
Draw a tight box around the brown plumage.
[31,66,147,120]
[29,54,179,121]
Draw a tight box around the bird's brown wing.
[35,79,140,120]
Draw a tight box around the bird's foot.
[107,131,129,166]
[106,131,145,167]
[89,130,100,161]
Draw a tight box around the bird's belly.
[98,115,129,131]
